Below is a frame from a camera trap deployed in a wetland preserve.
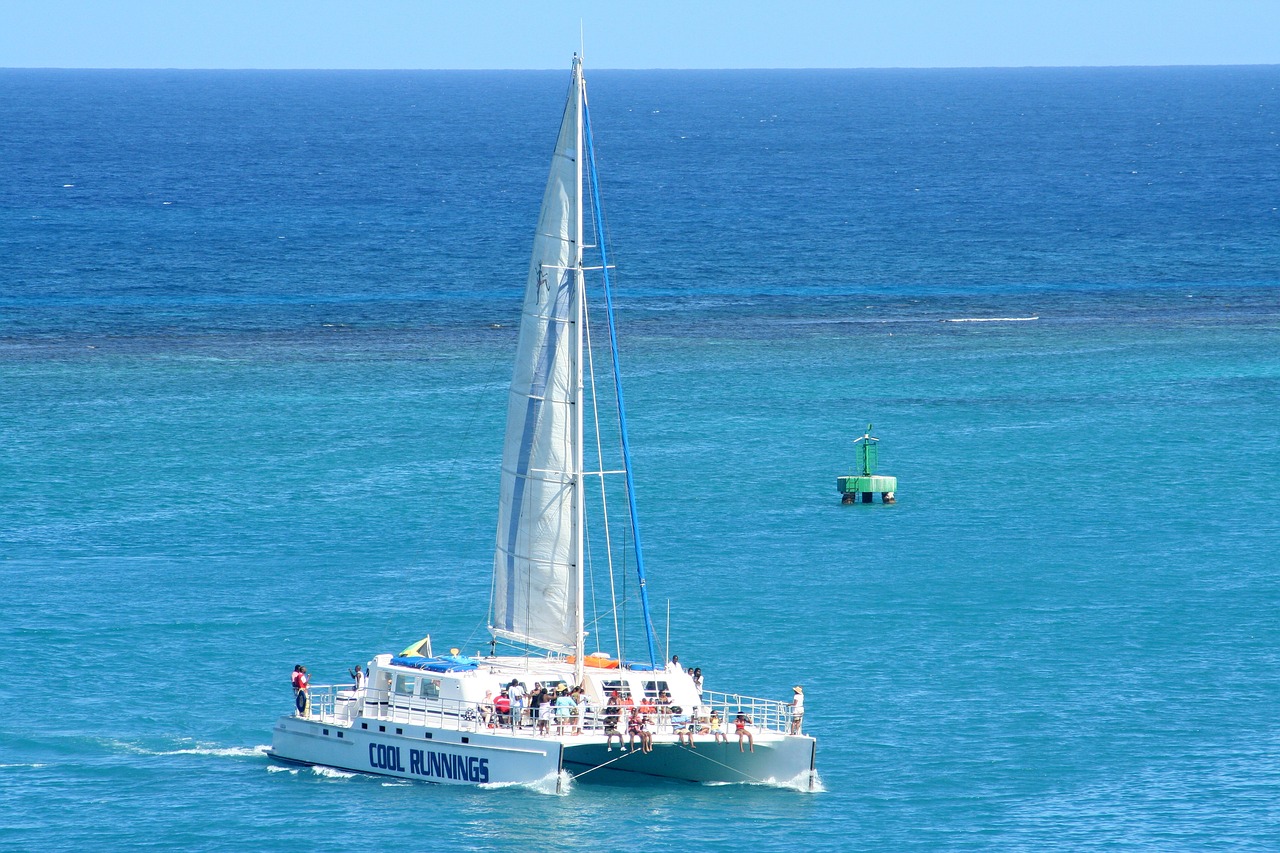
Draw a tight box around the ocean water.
[2,66,1279,850]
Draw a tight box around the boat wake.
[309,765,358,780]
[112,739,270,759]
[265,764,366,781]
[943,316,1039,322]
[153,744,270,759]
[777,769,825,793]
[480,769,571,796]
[700,769,824,793]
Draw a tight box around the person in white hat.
[790,686,804,734]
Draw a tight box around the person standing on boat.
[537,689,554,735]
[507,679,526,727]
[668,654,682,672]
[571,687,587,735]
[790,686,804,734]
[350,664,367,693]
[554,689,576,735]
[291,665,310,717]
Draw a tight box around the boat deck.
[297,684,800,743]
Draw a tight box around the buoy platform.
[838,425,897,504]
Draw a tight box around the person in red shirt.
[494,690,512,727]
[291,665,310,716]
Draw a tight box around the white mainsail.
[490,61,583,654]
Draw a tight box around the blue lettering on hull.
[367,741,489,783]
[367,743,406,772]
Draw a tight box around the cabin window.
[395,675,416,695]
[642,680,670,699]
[601,680,633,700]
[419,679,440,699]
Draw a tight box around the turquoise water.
[3,67,1280,850]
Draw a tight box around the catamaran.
[268,55,817,790]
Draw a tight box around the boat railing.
[292,685,796,737]
[697,689,795,734]
[296,685,537,735]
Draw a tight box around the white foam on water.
[123,742,270,759]
[266,765,297,775]
[479,769,571,796]
[944,316,1039,322]
[699,770,824,792]
[157,744,270,758]
[310,765,357,779]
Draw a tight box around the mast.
[572,55,586,687]
[582,68,661,669]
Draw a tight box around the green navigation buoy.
[837,424,897,504]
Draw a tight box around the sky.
[1,0,1278,70]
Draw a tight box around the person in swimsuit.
[735,712,754,753]
[626,708,645,752]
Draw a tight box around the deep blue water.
[2,66,1279,850]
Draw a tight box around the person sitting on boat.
[709,710,727,743]
[790,685,804,735]
[494,689,511,727]
[626,708,644,752]
[656,689,673,732]
[480,690,495,728]
[603,691,624,750]
[735,712,754,753]
[674,710,697,749]
[638,716,654,753]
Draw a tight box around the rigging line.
[568,747,636,778]
[581,84,659,670]
[675,746,772,785]
[582,286,624,659]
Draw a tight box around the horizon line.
[3,62,1278,72]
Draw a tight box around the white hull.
[269,711,815,789]
[269,714,563,786]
